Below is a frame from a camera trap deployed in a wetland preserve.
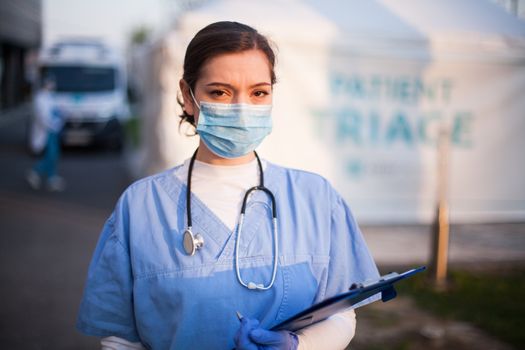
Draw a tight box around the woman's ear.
[179,79,195,116]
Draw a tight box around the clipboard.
[271,266,426,332]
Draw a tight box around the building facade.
[0,0,42,110]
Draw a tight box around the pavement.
[361,222,525,267]
[0,104,129,349]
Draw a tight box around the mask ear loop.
[189,88,201,111]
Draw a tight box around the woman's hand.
[234,317,299,350]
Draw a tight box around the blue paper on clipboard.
[271,266,426,332]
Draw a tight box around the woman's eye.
[253,90,270,97]
[211,90,225,97]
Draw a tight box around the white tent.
[139,0,525,223]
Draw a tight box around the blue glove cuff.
[288,331,299,350]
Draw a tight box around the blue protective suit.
[77,162,380,349]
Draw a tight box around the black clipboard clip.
[349,271,401,302]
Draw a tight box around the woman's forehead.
[198,49,272,85]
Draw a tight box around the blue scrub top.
[77,162,379,349]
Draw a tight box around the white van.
[29,39,130,152]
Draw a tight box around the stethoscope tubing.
[234,214,279,290]
[185,148,279,290]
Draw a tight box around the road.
[0,104,131,349]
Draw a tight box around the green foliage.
[130,26,151,45]
[124,116,140,148]
[398,268,525,348]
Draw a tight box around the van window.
[41,65,117,93]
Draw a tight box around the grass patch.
[397,267,525,348]
[124,116,140,148]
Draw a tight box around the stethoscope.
[183,149,279,290]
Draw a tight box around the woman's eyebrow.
[205,82,271,88]
[205,82,234,88]
[250,82,272,88]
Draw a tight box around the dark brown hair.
[178,21,277,126]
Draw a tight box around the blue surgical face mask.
[190,90,272,158]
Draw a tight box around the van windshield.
[41,65,117,93]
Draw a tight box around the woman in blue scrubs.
[77,21,380,350]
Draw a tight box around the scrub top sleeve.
[325,192,380,304]
[76,212,141,342]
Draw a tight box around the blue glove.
[234,317,299,350]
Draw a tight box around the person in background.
[26,77,66,192]
[77,21,380,349]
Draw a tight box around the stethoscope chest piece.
[183,228,204,256]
